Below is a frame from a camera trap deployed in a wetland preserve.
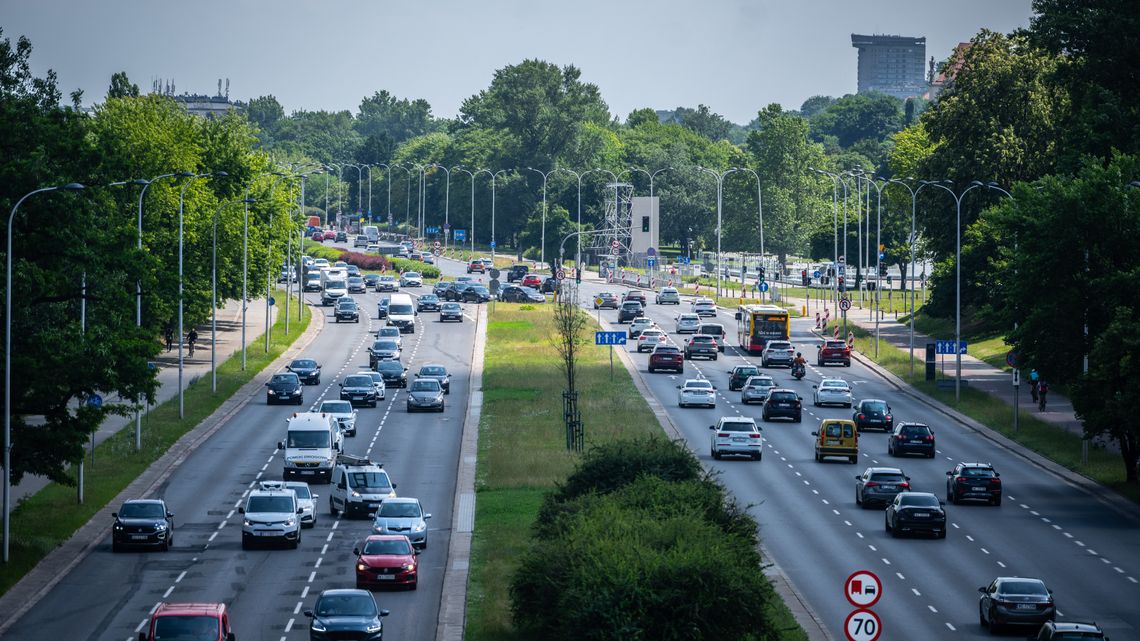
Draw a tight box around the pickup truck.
[817,339,852,367]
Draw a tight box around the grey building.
[851,34,927,100]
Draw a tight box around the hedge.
[301,245,441,278]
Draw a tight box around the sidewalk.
[12,296,277,504]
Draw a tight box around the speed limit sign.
[611,240,620,248]
[434,241,441,249]
[844,609,881,641]
[611,247,619,255]
[557,269,566,280]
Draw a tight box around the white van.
[386,293,417,333]
[363,225,380,244]
[278,412,342,483]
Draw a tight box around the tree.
[355,90,437,145]
[106,71,139,99]
[809,92,904,150]
[245,94,284,137]
[674,104,733,142]
[798,95,835,118]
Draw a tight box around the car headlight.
[352,491,361,498]
[413,522,426,532]
[154,523,168,531]
[404,562,416,571]
[388,489,397,498]
[267,389,276,395]
[365,622,383,633]
[113,523,123,531]
[311,619,327,632]
[243,519,253,526]
[356,563,368,571]
[285,518,296,527]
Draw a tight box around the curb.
[0,301,325,635]
[435,303,486,641]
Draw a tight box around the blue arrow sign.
[489,241,496,248]
[86,393,103,408]
[935,340,968,355]
[646,258,657,267]
[595,331,628,346]
[813,270,821,279]
[453,229,466,241]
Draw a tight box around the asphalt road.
[573,278,1140,640]
[5,258,475,641]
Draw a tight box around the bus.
[735,304,790,354]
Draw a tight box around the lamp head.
[63,183,85,191]
[131,178,151,186]
[213,171,229,178]
[1129,181,1140,189]
[176,171,195,178]
[970,180,984,187]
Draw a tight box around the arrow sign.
[594,331,627,345]
[86,394,103,408]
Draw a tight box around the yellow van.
[811,419,859,463]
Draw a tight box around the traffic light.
[879,263,888,276]
[575,266,582,284]
[641,216,650,232]
[838,276,845,292]
[801,269,809,286]
[758,266,766,281]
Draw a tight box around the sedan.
[684,335,718,360]
[677,379,717,408]
[111,499,174,552]
[853,399,893,432]
[884,491,946,538]
[761,340,795,368]
[354,534,420,590]
[363,273,380,289]
[340,374,379,408]
[368,340,401,366]
[648,344,684,373]
[266,372,303,405]
[399,271,423,288]
[655,287,681,305]
[406,378,445,412]
[855,467,910,508]
[692,298,717,317]
[888,422,935,458]
[287,358,321,385]
[946,463,1002,505]
[346,265,361,278]
[374,360,408,389]
[674,313,701,334]
[432,281,451,297]
[416,364,450,394]
[762,389,803,422]
[376,275,399,292]
[439,302,463,322]
[813,378,852,407]
[978,577,1055,632]
[335,300,360,323]
[636,329,666,353]
[346,276,367,294]
[416,294,441,312]
[728,365,760,391]
[593,292,619,309]
[370,497,431,549]
[364,371,387,402]
[740,375,776,405]
[500,285,545,303]
[304,589,389,641]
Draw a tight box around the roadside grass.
[0,295,312,597]
[904,310,1011,371]
[466,303,809,640]
[827,321,1140,504]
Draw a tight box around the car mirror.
[238,507,245,514]
[297,507,304,514]
[414,549,421,555]
[277,441,285,450]
[708,425,716,430]
[265,382,270,386]
[977,587,986,593]
[167,512,174,518]
[995,472,1001,477]
[353,547,360,555]
[392,483,398,489]
[380,609,390,617]
[798,396,804,400]
[939,501,945,507]
[303,610,314,618]
[811,432,818,436]
[425,513,432,519]
[676,385,681,389]
[855,476,861,480]
[111,512,118,518]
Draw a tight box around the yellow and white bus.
[735,304,790,354]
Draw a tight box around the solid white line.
[1075,540,1086,547]
[136,619,149,632]
[1128,577,1138,584]
[1064,532,1073,538]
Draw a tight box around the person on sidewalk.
[163,323,174,352]
[186,328,199,357]
[1038,380,1049,411]
[1029,368,1040,403]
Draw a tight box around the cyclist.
[1038,379,1049,411]
[186,328,199,357]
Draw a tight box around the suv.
[655,287,680,305]
[684,335,719,360]
[138,602,234,641]
[330,454,398,518]
[112,499,174,552]
[708,416,763,460]
[697,323,727,352]
[341,373,380,407]
[761,340,795,368]
[1032,622,1107,640]
[507,264,529,282]
[817,339,852,367]
[628,317,655,339]
[240,488,302,549]
[399,271,423,288]
[467,260,485,274]
[946,462,1002,505]
[889,422,935,458]
[335,299,360,323]
[617,301,644,323]
[762,389,803,422]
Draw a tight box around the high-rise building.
[851,34,927,100]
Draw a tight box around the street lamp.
[553,168,584,267]
[179,172,227,418]
[526,167,555,269]
[810,168,842,313]
[429,164,451,250]
[410,163,428,238]
[730,167,764,293]
[5,182,85,563]
[243,171,285,370]
[475,169,508,261]
[854,174,886,355]
[886,177,936,377]
[451,166,475,254]
[212,198,255,392]
[696,166,739,299]
[920,179,985,401]
[287,172,319,331]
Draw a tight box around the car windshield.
[686,380,712,389]
[380,276,395,281]
[720,421,755,432]
[654,346,679,353]
[768,342,792,350]
[363,539,412,556]
[321,401,352,414]
[821,381,848,390]
[376,362,402,373]
[469,286,489,294]
[623,302,640,309]
[153,615,219,640]
[247,496,294,513]
[641,331,663,338]
[862,401,887,412]
[378,328,400,337]
[291,359,316,369]
[389,304,413,314]
[679,315,698,322]
[377,501,421,518]
[769,392,797,401]
[287,431,329,448]
[288,485,312,499]
[315,593,377,617]
[961,467,996,478]
[691,336,714,343]
[345,375,373,387]
[442,303,461,310]
[420,295,438,302]
[420,366,446,376]
[373,341,398,351]
[349,472,391,492]
[1000,580,1048,596]
[898,494,940,507]
[736,367,759,377]
[412,380,441,392]
[337,301,356,309]
[826,341,847,349]
[404,272,420,278]
[271,374,297,385]
[119,502,165,519]
[347,277,363,284]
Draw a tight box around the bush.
[389,257,440,278]
[304,244,343,262]
[338,250,391,271]
[511,476,776,641]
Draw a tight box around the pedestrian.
[163,323,174,352]
[1038,379,1049,411]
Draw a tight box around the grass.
[829,321,1140,504]
[0,295,312,597]
[906,310,1011,371]
[465,304,809,641]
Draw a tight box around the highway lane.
[574,278,1140,640]
[5,282,475,641]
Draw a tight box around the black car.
[853,399,893,432]
[340,374,379,408]
[335,300,360,323]
[416,364,451,394]
[461,285,491,303]
[267,372,303,405]
[416,294,441,312]
[304,589,389,641]
[374,360,408,388]
[377,298,389,319]
[363,273,380,288]
[978,577,1055,632]
[539,277,560,293]
[442,282,472,302]
[884,491,946,538]
[888,422,935,458]
[761,389,803,422]
[946,462,1002,505]
[727,365,760,391]
[406,378,445,412]
[112,499,174,552]
[347,276,367,294]
[345,264,361,277]
[432,281,450,297]
[617,301,644,323]
[368,340,401,368]
[506,264,529,282]
[499,285,544,303]
[287,358,321,385]
[335,231,348,242]
[440,302,463,322]
[855,466,910,508]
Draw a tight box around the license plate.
[257,531,280,537]
[353,396,363,400]
[301,470,315,475]
[973,486,987,491]
[777,403,789,407]
[368,503,379,509]
[881,485,895,490]
[1016,603,1036,610]
[377,575,395,581]
[733,437,747,443]
[912,512,929,518]
[826,440,840,445]
[130,535,149,540]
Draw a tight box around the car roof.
[248,489,295,499]
[1045,622,1103,632]
[154,603,226,617]
[317,588,373,598]
[363,533,414,544]
[380,496,419,505]
[959,462,995,468]
[122,498,165,506]
[682,379,711,385]
[865,466,904,474]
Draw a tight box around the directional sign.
[453,229,466,241]
[839,297,851,311]
[936,340,967,355]
[758,281,769,293]
[489,241,496,249]
[844,570,882,608]
[647,258,657,267]
[387,214,394,226]
[86,393,103,408]
[594,331,627,346]
[844,609,882,641]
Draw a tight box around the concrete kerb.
[435,303,486,641]
[0,302,326,635]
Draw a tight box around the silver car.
[813,378,853,407]
[741,375,777,404]
[692,298,717,318]
[376,326,402,349]
[674,313,701,334]
[677,379,717,408]
[364,371,387,401]
[399,271,423,288]
[655,287,681,305]
[406,378,445,413]
[370,497,431,549]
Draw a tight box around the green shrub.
[389,257,440,278]
[304,244,343,262]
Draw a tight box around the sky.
[2,0,1034,124]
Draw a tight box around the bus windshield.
[752,314,788,341]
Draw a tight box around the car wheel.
[712,449,720,460]
[329,498,339,516]
[712,354,718,361]
[410,581,418,591]
[241,539,250,550]
[946,489,955,504]
[813,400,820,407]
[762,412,769,421]
[845,361,852,367]
[112,540,122,553]
[291,535,300,550]
[991,495,1002,506]
[884,515,892,533]
[648,367,655,373]
[979,603,987,627]
[795,414,802,423]
[849,456,858,464]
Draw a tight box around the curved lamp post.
[212,198,255,392]
[695,166,739,299]
[526,167,555,269]
[451,166,475,254]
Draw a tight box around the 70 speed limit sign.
[844,609,882,641]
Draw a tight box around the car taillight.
[899,482,909,489]
[858,413,865,421]
[925,435,934,441]
[717,433,730,438]
[749,433,762,439]
[990,478,1001,484]
[885,415,892,421]
[956,477,968,483]
[794,400,801,407]
[864,481,880,487]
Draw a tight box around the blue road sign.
[813,270,821,279]
[595,331,628,346]
[647,258,657,267]
[489,241,496,249]
[425,226,440,235]
[268,296,276,306]
[453,229,466,241]
[879,252,885,260]
[647,247,657,257]
[936,340,968,355]
[759,282,770,293]
[86,394,103,408]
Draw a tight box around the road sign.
[844,609,882,641]
[936,340,967,355]
[488,278,500,294]
[878,252,885,261]
[759,282,769,293]
[839,297,851,311]
[844,570,882,608]
[86,393,103,408]
[646,247,657,257]
[1006,350,1019,368]
[434,241,441,249]
[444,223,450,229]
[647,258,657,267]
[453,229,466,241]
[611,240,620,248]
[268,296,276,306]
[813,270,821,279]
[489,240,496,248]
[387,214,393,226]
[489,268,501,279]
[611,247,619,255]
[595,331,627,346]
[1012,369,1020,387]
[557,269,566,280]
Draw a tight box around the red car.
[354,534,420,590]
[139,602,234,641]
[467,260,485,274]
[521,274,543,289]
[322,230,337,241]
[817,339,852,367]
[648,344,684,373]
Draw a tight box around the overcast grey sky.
[3,0,1033,124]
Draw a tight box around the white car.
[376,274,399,292]
[239,488,301,549]
[674,313,701,334]
[813,378,853,408]
[422,254,435,265]
[628,317,656,339]
[376,325,402,349]
[709,416,763,460]
[692,298,717,318]
[318,399,358,436]
[655,287,681,305]
[677,379,717,409]
[637,329,667,353]
[399,271,423,288]
[259,480,318,528]
[761,340,796,368]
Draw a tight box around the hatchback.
[618,301,644,323]
[813,378,852,407]
[354,535,420,590]
[692,298,717,317]
[762,389,803,422]
[407,378,444,412]
[946,462,1002,505]
[636,329,666,353]
[978,577,1055,632]
[885,491,946,538]
[741,375,777,404]
[761,340,795,368]
[853,399,893,431]
[655,287,681,304]
[304,589,389,641]
[855,467,910,508]
[889,422,935,458]
[684,335,719,360]
[370,497,431,549]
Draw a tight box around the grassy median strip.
[831,321,1139,504]
[0,295,312,596]
[466,303,808,641]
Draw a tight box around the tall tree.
[246,94,284,137]
[1072,307,1140,482]
[106,71,139,99]
[355,90,437,145]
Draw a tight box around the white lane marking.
[868,545,877,552]
[1064,532,1074,538]
[965,535,974,542]
[945,623,956,631]
[881,558,891,565]
[896,572,906,580]
[911,588,921,596]
[284,618,295,633]
[136,619,149,632]
[980,548,990,555]
[927,605,938,613]
[321,544,329,555]
[1075,540,1086,547]
[175,571,186,583]
[326,532,334,542]
[997,561,1006,568]
[314,558,322,568]
[301,586,310,598]
[308,571,316,583]
[162,586,174,598]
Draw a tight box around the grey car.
[741,375,777,404]
[655,287,681,304]
[368,339,400,367]
[855,467,910,508]
[440,302,463,322]
[370,497,431,549]
[406,378,445,413]
[416,364,450,394]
